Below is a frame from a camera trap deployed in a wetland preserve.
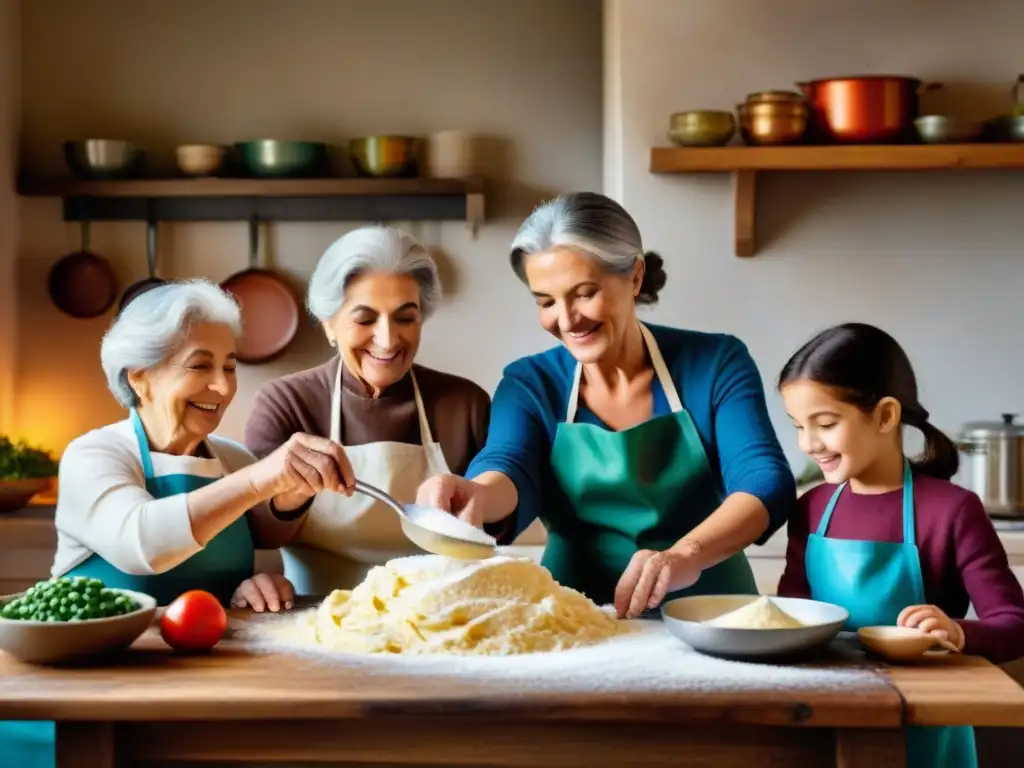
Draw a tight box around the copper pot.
[797,76,941,144]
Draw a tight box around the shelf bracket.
[733,170,757,258]
[466,191,484,239]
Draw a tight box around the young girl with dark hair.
[777,322,1024,768]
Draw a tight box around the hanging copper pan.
[219,217,300,364]
[48,221,120,319]
[118,220,166,313]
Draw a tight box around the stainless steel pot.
[957,413,1024,518]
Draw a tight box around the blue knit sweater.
[466,323,796,543]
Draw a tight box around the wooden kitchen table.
[0,615,1022,768]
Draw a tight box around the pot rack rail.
[649,143,1024,257]
[17,176,486,236]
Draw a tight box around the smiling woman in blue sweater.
[417,192,795,618]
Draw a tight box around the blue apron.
[1,409,255,768]
[806,458,976,768]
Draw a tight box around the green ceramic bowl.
[234,140,328,178]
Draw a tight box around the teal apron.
[545,322,757,606]
[806,458,977,768]
[1,409,255,768]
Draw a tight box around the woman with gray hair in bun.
[418,192,795,619]
[244,225,490,594]
[51,279,355,610]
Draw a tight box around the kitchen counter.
[1,610,1023,767]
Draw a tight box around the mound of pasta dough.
[301,554,623,656]
[705,596,804,629]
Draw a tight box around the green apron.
[545,322,757,607]
[807,458,977,768]
[0,409,255,768]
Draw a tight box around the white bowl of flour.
[660,594,848,660]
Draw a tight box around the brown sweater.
[244,357,491,476]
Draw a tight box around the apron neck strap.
[331,359,435,446]
[130,408,221,478]
[815,456,916,544]
[565,321,683,423]
[901,456,915,544]
[130,408,156,479]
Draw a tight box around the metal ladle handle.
[353,479,406,517]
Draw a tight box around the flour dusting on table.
[240,611,877,694]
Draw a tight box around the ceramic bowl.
[0,588,157,665]
[858,625,958,663]
[661,594,848,660]
[176,144,226,176]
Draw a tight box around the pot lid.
[960,413,1024,438]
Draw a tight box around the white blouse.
[51,419,270,578]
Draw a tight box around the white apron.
[280,363,450,594]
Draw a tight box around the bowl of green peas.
[0,576,156,664]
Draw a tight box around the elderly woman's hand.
[613,547,702,619]
[247,433,356,501]
[232,573,295,612]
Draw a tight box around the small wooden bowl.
[858,625,958,663]
[0,478,51,513]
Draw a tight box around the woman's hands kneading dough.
[614,547,702,619]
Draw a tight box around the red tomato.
[160,590,228,652]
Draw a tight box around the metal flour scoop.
[354,480,497,560]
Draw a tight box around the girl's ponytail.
[904,404,960,480]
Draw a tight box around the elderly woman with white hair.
[418,192,796,619]
[244,225,490,594]
[51,279,355,609]
[4,279,357,768]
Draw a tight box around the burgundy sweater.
[778,474,1024,664]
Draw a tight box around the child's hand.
[897,604,965,651]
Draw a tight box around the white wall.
[0,0,18,436]
[15,0,602,453]
[606,0,1024,475]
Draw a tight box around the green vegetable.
[0,436,59,481]
[0,577,139,622]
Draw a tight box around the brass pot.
[738,103,808,146]
[668,110,736,147]
[745,90,806,105]
[739,101,809,119]
[349,136,421,178]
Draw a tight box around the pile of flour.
[287,554,622,656]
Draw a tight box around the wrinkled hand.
[416,474,486,527]
[614,548,702,619]
[248,433,356,502]
[897,604,965,651]
[232,573,295,613]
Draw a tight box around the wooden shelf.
[16,176,486,234]
[649,144,1024,256]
